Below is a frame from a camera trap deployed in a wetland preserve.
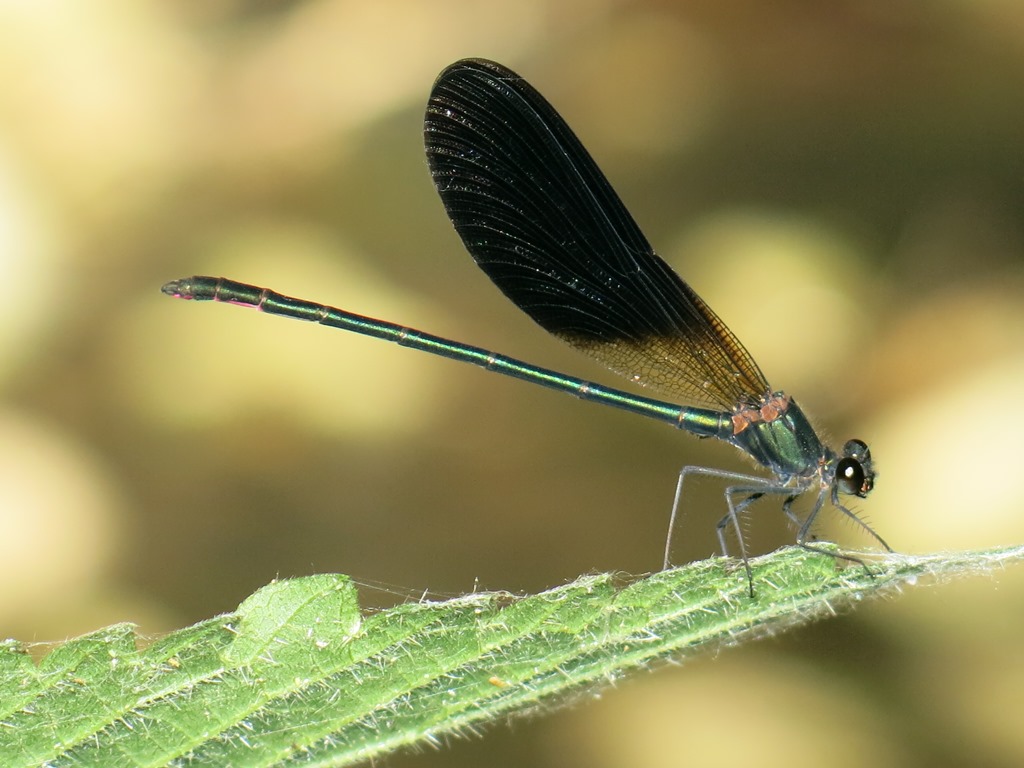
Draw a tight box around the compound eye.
[835,457,866,496]
[843,439,870,462]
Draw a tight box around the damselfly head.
[835,438,874,497]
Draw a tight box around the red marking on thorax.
[731,393,791,435]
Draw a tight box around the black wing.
[424,58,769,409]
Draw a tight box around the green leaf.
[2,545,1021,767]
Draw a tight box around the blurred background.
[1,1,1023,766]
